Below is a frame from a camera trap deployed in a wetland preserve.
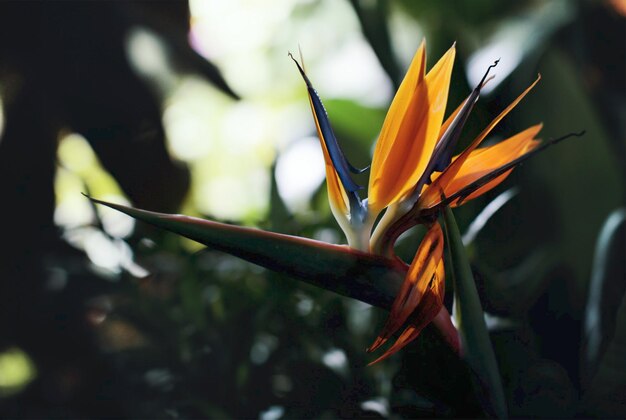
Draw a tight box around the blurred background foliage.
[0,0,623,418]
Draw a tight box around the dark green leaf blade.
[580,208,626,417]
[442,206,508,419]
[582,208,626,382]
[582,281,626,417]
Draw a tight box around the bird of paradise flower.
[287,39,583,364]
[88,40,580,367]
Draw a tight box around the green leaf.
[87,196,404,311]
[583,208,626,379]
[347,0,401,88]
[582,279,626,417]
[580,208,626,417]
[323,99,386,145]
[462,188,518,247]
[265,161,294,234]
[442,206,508,419]
[476,246,556,317]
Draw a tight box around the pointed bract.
[86,196,409,307]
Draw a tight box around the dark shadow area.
[0,2,235,417]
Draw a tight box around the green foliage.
[580,209,626,416]
[442,207,507,418]
[2,0,623,418]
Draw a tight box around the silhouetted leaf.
[476,246,556,317]
[581,281,626,417]
[348,0,401,88]
[581,208,626,391]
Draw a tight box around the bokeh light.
[0,348,36,397]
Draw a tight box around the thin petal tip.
[288,51,308,83]
[366,336,386,353]
[367,348,397,366]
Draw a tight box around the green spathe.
[86,195,404,310]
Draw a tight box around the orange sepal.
[369,44,456,213]
[418,75,541,210]
[445,124,542,206]
[369,39,426,184]
[368,257,445,365]
[367,223,444,354]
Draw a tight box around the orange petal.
[369,44,456,214]
[418,75,541,209]
[368,223,444,353]
[368,258,445,365]
[445,124,543,205]
[452,171,512,206]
